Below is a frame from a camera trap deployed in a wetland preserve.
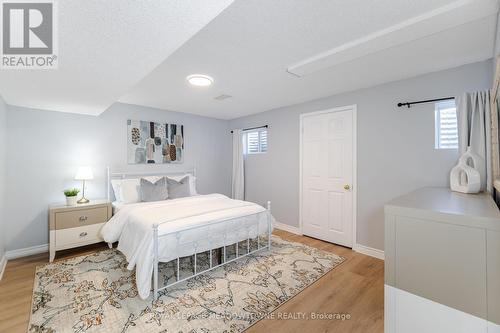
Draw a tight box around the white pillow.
[119,179,141,204]
[112,177,161,203]
[168,174,197,195]
[111,179,123,202]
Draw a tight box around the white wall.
[229,60,493,251]
[0,95,6,261]
[5,103,231,251]
[495,10,500,57]
[494,11,500,71]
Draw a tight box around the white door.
[300,107,354,247]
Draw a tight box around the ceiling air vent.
[214,94,232,101]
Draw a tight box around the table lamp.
[75,167,93,204]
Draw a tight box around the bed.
[100,168,273,300]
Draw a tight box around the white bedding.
[101,194,272,299]
[111,201,125,213]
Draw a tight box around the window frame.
[244,128,268,155]
[434,100,458,150]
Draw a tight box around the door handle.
[79,216,88,222]
[344,184,351,191]
[79,232,88,237]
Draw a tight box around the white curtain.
[457,91,492,193]
[231,129,245,200]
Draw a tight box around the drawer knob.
[79,232,88,237]
[79,216,88,222]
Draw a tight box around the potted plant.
[64,188,80,206]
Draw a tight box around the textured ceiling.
[119,0,499,119]
[0,0,234,115]
[0,0,497,119]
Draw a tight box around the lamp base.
[77,197,90,204]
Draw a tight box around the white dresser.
[385,187,500,333]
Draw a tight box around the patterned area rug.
[29,236,345,333]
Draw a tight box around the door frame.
[299,104,357,248]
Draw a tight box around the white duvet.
[101,194,272,299]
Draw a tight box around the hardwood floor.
[0,229,384,333]
[247,230,384,333]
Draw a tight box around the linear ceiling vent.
[214,94,232,101]
[286,0,498,77]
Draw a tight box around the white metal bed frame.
[106,167,272,301]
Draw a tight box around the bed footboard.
[152,201,272,301]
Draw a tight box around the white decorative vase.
[450,147,482,194]
[66,196,77,206]
[450,164,481,194]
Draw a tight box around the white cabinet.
[384,187,500,333]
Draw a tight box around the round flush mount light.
[187,74,214,87]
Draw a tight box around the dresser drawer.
[55,206,108,230]
[55,223,104,249]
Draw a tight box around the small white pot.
[66,196,77,206]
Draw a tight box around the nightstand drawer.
[55,207,108,230]
[55,223,104,248]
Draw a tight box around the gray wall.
[0,95,6,260]
[2,60,494,253]
[229,60,493,251]
[5,103,231,251]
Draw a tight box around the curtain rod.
[397,97,455,108]
[231,125,268,133]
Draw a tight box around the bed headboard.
[106,166,197,201]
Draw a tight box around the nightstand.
[49,199,112,262]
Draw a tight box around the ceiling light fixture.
[187,74,214,87]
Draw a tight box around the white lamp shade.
[75,167,94,180]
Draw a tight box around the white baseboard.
[5,243,48,260]
[353,243,385,260]
[274,224,385,261]
[0,255,6,281]
[273,222,302,235]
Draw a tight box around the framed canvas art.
[127,120,184,164]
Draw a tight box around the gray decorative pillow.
[167,176,191,199]
[140,177,168,202]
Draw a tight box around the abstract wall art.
[127,120,184,164]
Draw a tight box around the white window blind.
[245,128,268,154]
[435,101,458,150]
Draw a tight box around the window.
[435,100,458,149]
[244,128,268,154]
